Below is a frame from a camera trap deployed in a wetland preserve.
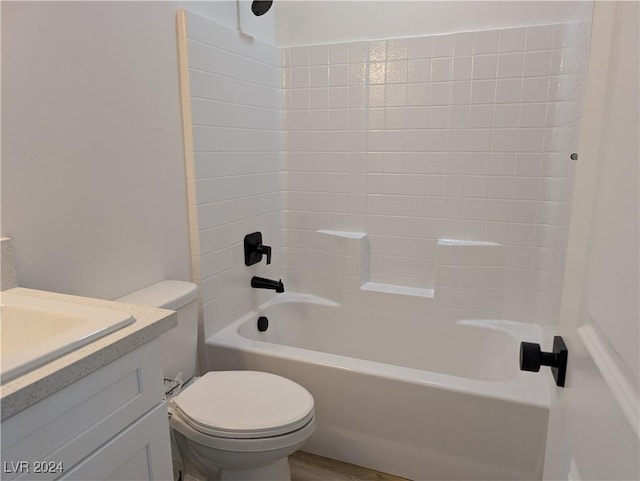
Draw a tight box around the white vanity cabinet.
[1,340,173,481]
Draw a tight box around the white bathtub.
[206,293,550,480]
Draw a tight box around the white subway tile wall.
[182,13,589,333]
[283,22,591,324]
[182,12,284,336]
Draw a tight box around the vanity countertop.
[0,287,177,421]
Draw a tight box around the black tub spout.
[251,276,284,293]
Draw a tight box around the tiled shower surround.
[180,11,284,335]
[181,11,590,337]
[282,23,590,325]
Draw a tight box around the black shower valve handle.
[244,232,274,266]
[257,244,272,265]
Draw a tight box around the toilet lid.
[172,371,315,439]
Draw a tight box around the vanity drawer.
[1,340,165,481]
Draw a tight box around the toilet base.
[170,400,315,481]
[219,457,291,481]
[172,422,313,481]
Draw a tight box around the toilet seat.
[170,409,316,453]
[171,371,314,439]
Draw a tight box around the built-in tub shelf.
[312,230,505,307]
[361,282,435,299]
[316,230,367,240]
[436,238,502,247]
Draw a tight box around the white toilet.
[117,281,315,481]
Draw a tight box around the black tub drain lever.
[520,336,568,387]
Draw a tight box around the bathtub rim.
[207,294,551,410]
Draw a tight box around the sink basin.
[0,291,134,384]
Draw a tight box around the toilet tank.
[116,281,198,381]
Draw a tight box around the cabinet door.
[59,404,173,481]
[3,341,165,481]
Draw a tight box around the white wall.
[276,1,593,47]
[581,0,639,390]
[0,0,273,301]
[544,3,639,479]
[182,0,276,45]
[1,1,194,300]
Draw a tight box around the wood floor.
[290,451,411,481]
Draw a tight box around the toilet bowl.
[170,370,315,481]
[116,281,315,481]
